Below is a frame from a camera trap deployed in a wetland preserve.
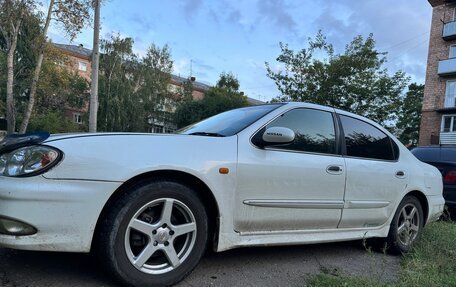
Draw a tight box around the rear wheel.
[96,180,208,287]
[384,196,424,254]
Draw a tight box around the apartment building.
[420,0,456,145]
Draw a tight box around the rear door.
[337,114,409,229]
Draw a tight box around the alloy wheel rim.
[124,198,197,274]
[397,203,420,247]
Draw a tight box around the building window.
[154,125,164,133]
[450,45,456,58]
[164,127,176,134]
[78,61,87,72]
[441,115,456,133]
[445,80,456,108]
[73,113,83,124]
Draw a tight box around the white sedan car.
[0,102,444,286]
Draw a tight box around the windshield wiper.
[188,132,225,137]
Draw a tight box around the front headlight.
[0,145,62,177]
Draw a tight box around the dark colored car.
[411,146,456,219]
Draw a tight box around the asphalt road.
[0,241,400,287]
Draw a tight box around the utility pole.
[89,0,101,132]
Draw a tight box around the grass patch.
[308,221,456,287]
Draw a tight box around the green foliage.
[98,35,140,131]
[308,221,456,287]
[309,274,388,287]
[174,73,249,128]
[179,78,194,102]
[0,4,41,121]
[52,0,92,41]
[139,43,174,128]
[0,51,5,116]
[97,35,175,132]
[396,83,424,146]
[266,32,410,126]
[216,72,240,91]
[24,45,89,132]
[400,221,456,287]
[28,110,83,133]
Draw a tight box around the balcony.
[438,58,456,76]
[443,21,456,41]
[440,132,456,145]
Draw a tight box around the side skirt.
[215,225,390,252]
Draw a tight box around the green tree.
[174,72,249,128]
[0,0,35,133]
[266,32,410,126]
[216,72,240,92]
[139,44,174,131]
[98,35,175,132]
[20,0,92,133]
[27,44,89,133]
[98,35,143,132]
[396,83,424,146]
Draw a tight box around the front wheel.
[96,180,208,287]
[384,195,424,254]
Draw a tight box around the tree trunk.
[4,13,23,135]
[89,0,101,132]
[19,0,54,133]
[6,45,16,134]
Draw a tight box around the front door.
[234,108,346,233]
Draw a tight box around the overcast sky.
[48,0,432,102]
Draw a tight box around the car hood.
[42,132,238,182]
[0,132,50,154]
[44,132,171,143]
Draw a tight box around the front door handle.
[326,165,343,174]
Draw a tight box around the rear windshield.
[441,148,456,162]
[411,148,441,162]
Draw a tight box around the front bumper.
[426,194,445,223]
[0,176,121,252]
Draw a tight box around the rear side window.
[265,108,337,154]
[340,115,396,160]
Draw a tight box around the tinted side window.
[266,109,336,154]
[340,115,395,160]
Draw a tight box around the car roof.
[281,102,393,139]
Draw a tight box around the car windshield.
[178,104,283,137]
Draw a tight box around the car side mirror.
[251,126,295,149]
[262,127,295,145]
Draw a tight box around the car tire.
[95,179,208,287]
[384,195,424,255]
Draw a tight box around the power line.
[380,31,429,52]
[388,38,429,62]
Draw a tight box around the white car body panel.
[0,102,445,253]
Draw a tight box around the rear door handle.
[396,171,405,178]
[327,165,343,175]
